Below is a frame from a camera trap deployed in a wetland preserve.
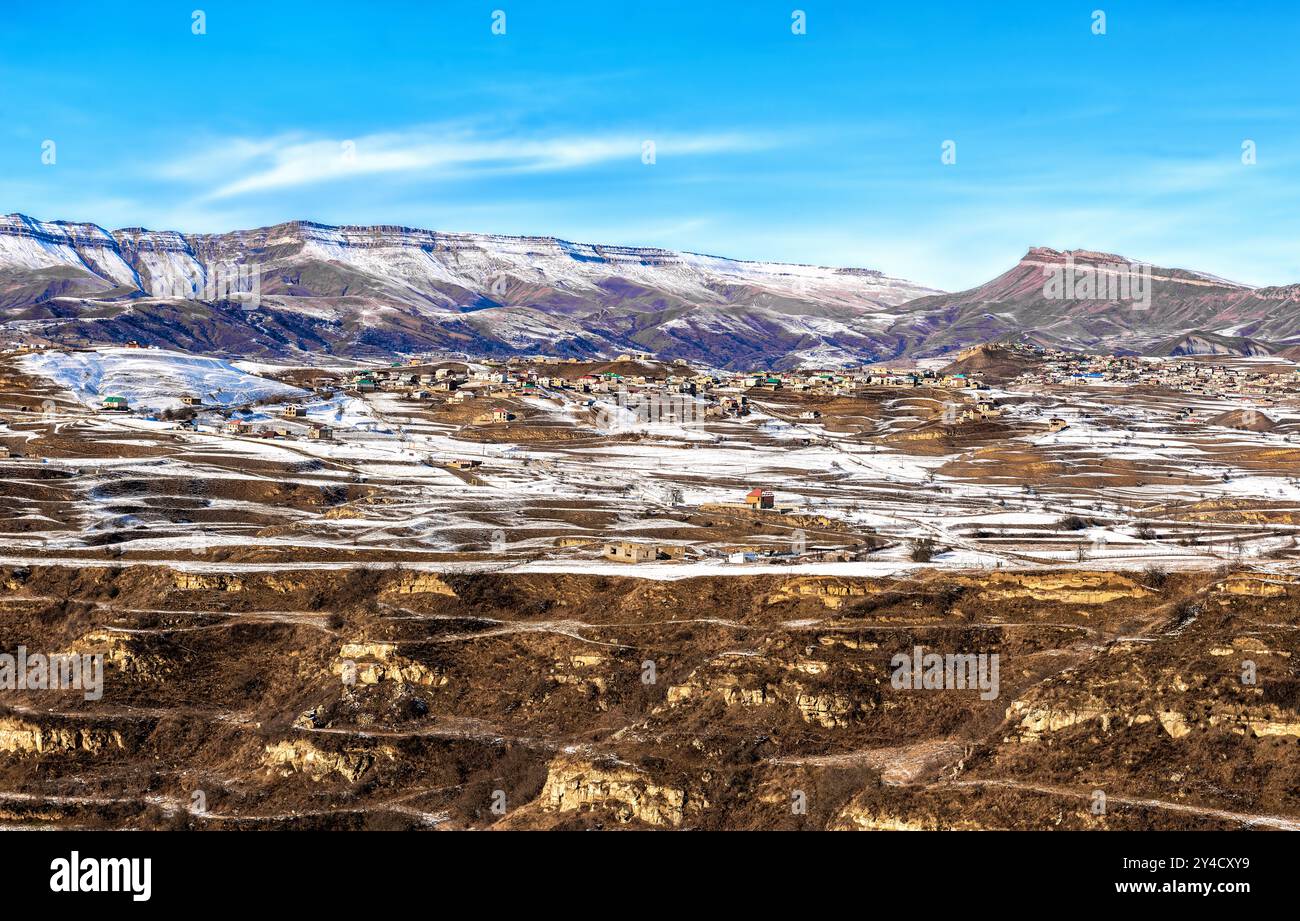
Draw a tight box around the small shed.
[604,541,658,563]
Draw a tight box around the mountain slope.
[888,247,1297,358]
[5,215,1299,367]
[18,346,305,411]
[938,343,1046,383]
[1151,330,1276,357]
[0,214,940,369]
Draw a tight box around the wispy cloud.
[161,126,769,200]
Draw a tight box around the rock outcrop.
[536,756,704,827]
[0,718,124,756]
[964,571,1151,604]
[263,739,395,783]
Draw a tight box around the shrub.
[908,537,938,563]
[1142,565,1169,589]
[1171,600,1201,629]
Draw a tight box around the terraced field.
[0,564,1295,830]
[1,351,1299,829]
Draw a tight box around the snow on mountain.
[112,227,208,296]
[19,347,306,411]
[11,213,1294,367]
[0,214,140,289]
[887,246,1300,358]
[0,213,944,368]
[0,214,939,311]
[267,222,938,311]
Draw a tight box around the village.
[47,341,1300,458]
[2,339,1300,580]
[10,342,996,440]
[1009,345,1300,404]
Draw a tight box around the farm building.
[603,541,661,563]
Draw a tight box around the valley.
[0,343,1297,830]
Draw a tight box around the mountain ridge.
[0,212,942,368]
[3,211,1298,367]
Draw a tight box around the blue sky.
[2,0,1299,290]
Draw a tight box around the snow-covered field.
[19,348,305,411]
[5,348,1300,578]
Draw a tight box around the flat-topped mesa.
[1,212,916,292]
[0,213,119,249]
[1018,245,1253,290]
[172,219,895,280]
[0,211,954,368]
[1023,245,1131,264]
[0,213,142,290]
[112,228,196,253]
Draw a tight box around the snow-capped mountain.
[0,214,939,369]
[4,213,1298,366]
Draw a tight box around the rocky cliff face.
[0,213,940,369]
[5,213,1297,365]
[2,564,1299,830]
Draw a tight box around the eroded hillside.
[0,563,1295,830]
